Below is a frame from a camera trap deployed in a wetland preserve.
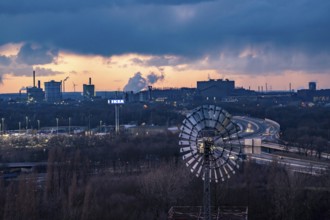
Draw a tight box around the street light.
[56,118,59,135]
[99,120,102,133]
[69,117,71,135]
[19,121,21,133]
[25,116,28,131]
[37,120,40,131]
[1,118,4,134]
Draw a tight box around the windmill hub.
[198,137,215,154]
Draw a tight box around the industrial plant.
[3,70,330,109]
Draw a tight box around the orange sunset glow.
[1,47,329,94]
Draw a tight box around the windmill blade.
[226,163,235,174]
[190,156,203,174]
[182,150,198,160]
[196,163,203,177]
[179,140,194,146]
[228,157,240,169]
[186,157,197,167]
[217,167,225,182]
[179,132,192,141]
[182,119,194,130]
[213,168,219,183]
[222,165,230,179]
[180,146,197,153]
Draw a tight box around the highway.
[233,116,280,142]
[250,153,329,175]
[231,115,330,175]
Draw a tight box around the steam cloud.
[147,72,164,84]
[123,72,164,93]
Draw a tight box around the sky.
[0,0,330,93]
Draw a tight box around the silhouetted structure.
[44,80,62,103]
[83,77,95,100]
[197,79,235,101]
[26,71,44,102]
[298,82,330,103]
[309,82,317,91]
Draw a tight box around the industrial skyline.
[1,68,330,96]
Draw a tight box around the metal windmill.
[179,105,242,220]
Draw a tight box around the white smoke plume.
[123,72,164,93]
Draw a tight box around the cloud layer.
[0,0,329,76]
[0,43,63,82]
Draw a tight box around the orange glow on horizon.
[0,50,330,93]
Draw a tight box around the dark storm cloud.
[0,56,11,65]
[0,63,63,77]
[0,0,211,14]
[0,0,330,74]
[16,43,59,65]
[0,43,62,78]
[131,56,187,67]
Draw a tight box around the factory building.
[127,87,196,103]
[26,71,44,102]
[197,79,235,100]
[83,78,95,100]
[44,80,62,103]
[309,82,317,91]
[297,82,330,103]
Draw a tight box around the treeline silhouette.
[0,102,183,130]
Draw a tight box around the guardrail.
[265,118,280,129]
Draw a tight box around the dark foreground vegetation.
[0,134,329,220]
[0,101,330,219]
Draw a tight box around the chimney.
[148,86,152,101]
[289,83,291,92]
[89,77,92,85]
[33,70,36,87]
[38,80,41,89]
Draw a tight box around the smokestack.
[89,77,92,85]
[289,83,292,92]
[33,70,36,87]
[148,85,152,101]
[38,80,41,89]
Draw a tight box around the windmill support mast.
[115,104,119,134]
[203,138,212,220]
[108,98,124,135]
